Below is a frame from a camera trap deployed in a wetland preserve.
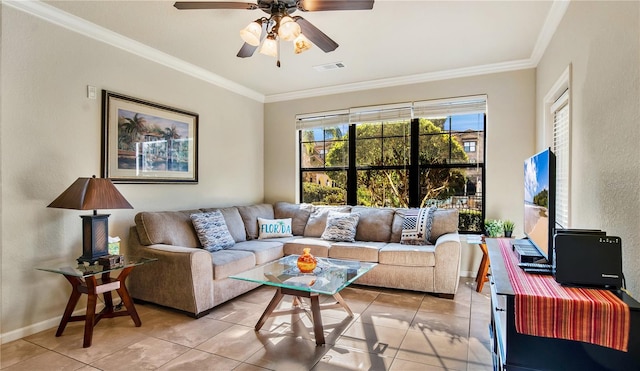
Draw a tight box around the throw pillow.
[400,206,437,245]
[429,208,460,243]
[321,211,360,242]
[258,217,294,239]
[190,211,236,252]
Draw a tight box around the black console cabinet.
[486,239,640,371]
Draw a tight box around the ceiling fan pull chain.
[277,37,281,67]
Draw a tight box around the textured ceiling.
[37,0,561,101]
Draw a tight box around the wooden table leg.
[332,292,353,317]
[309,294,325,346]
[56,276,83,337]
[114,267,141,327]
[55,265,143,348]
[83,276,98,348]
[255,288,285,331]
[476,243,490,293]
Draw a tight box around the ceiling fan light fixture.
[278,16,301,41]
[294,33,312,54]
[259,34,278,57]
[240,21,262,46]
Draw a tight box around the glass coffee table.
[230,254,376,346]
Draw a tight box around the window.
[552,90,569,229]
[464,141,477,153]
[297,97,486,233]
[545,65,571,229]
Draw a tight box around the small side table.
[475,242,490,292]
[36,256,156,348]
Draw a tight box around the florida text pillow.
[258,218,294,239]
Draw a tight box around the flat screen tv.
[523,148,556,264]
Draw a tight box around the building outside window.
[464,140,477,153]
[297,97,486,233]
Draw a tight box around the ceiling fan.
[174,0,374,66]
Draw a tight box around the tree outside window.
[299,107,485,233]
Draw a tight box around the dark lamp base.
[77,214,110,264]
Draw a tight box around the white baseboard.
[460,270,477,278]
[1,304,105,345]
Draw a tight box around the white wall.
[536,1,640,298]
[264,70,537,276]
[1,6,264,340]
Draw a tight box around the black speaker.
[554,234,623,288]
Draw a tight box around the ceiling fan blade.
[295,17,339,53]
[297,0,374,12]
[173,2,258,10]
[237,43,259,58]
[237,20,268,58]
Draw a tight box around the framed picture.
[101,90,198,183]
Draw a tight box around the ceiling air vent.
[313,62,346,72]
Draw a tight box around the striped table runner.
[498,238,630,351]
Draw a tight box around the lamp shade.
[278,16,301,41]
[259,35,278,57]
[48,175,133,212]
[240,21,263,46]
[294,33,312,54]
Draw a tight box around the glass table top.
[35,256,157,278]
[230,255,377,296]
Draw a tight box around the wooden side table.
[36,256,156,348]
[475,242,490,292]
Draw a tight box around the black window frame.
[298,114,486,234]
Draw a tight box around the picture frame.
[101,90,198,183]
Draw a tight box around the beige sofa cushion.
[135,210,202,248]
[328,241,386,262]
[389,208,408,243]
[273,201,313,236]
[303,206,351,237]
[351,206,395,242]
[237,204,275,240]
[228,240,284,265]
[210,250,256,280]
[430,209,459,243]
[201,207,246,243]
[283,238,332,257]
[379,243,436,267]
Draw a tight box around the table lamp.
[48,175,133,263]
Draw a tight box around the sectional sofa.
[127,202,461,317]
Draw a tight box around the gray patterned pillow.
[400,206,437,245]
[321,211,360,242]
[190,211,235,252]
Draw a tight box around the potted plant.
[484,219,504,238]
[503,220,515,238]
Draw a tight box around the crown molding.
[5,0,568,104]
[265,0,569,103]
[530,0,571,65]
[3,0,265,103]
[264,59,536,103]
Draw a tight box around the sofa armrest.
[127,226,214,316]
[433,232,462,295]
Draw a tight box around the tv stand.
[486,239,640,371]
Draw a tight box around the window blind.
[295,110,349,130]
[552,90,569,228]
[348,103,413,124]
[296,96,487,130]
[413,96,487,119]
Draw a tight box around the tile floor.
[1,278,493,370]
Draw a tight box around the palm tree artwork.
[116,109,189,172]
